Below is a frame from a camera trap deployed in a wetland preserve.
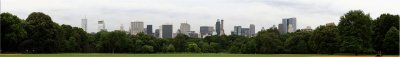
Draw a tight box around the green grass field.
[0,53,398,57]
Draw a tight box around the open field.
[0,53,399,57]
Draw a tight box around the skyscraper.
[180,23,190,35]
[155,29,160,37]
[233,26,242,35]
[220,19,225,35]
[200,26,214,38]
[249,24,255,36]
[98,20,106,31]
[146,25,153,35]
[278,17,297,34]
[120,24,124,31]
[241,28,250,37]
[81,18,87,32]
[162,24,173,38]
[215,19,221,35]
[130,21,144,35]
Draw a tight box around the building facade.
[161,24,173,38]
[130,21,144,35]
[81,19,87,32]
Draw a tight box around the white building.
[130,21,144,35]
[180,23,190,35]
[81,18,87,32]
[98,20,106,31]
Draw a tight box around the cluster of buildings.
[80,17,302,38]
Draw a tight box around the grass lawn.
[0,53,398,57]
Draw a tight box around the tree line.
[1,10,398,55]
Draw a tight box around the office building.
[250,24,255,36]
[130,21,144,35]
[220,19,225,35]
[162,24,173,38]
[98,20,106,31]
[188,31,199,38]
[278,17,297,34]
[146,25,153,35]
[180,23,190,35]
[81,19,87,32]
[155,29,160,37]
[215,19,221,35]
[200,26,214,38]
[233,26,242,35]
[241,28,251,37]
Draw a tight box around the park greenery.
[0,10,399,55]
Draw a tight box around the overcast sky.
[2,0,399,34]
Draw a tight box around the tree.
[309,24,339,54]
[0,13,27,52]
[255,27,282,53]
[372,14,399,51]
[382,27,399,54]
[25,12,64,53]
[141,45,154,53]
[338,10,373,55]
[284,30,312,54]
[172,33,190,52]
[186,42,201,52]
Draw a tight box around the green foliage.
[186,42,201,52]
[309,24,339,54]
[338,10,373,55]
[382,27,399,54]
[255,27,282,53]
[372,13,399,51]
[0,13,27,52]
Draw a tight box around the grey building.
[146,25,153,35]
[155,29,160,37]
[162,24,173,38]
[249,24,255,36]
[233,26,242,35]
[200,26,214,38]
[188,31,199,38]
[215,19,221,35]
[279,17,297,34]
[241,28,251,37]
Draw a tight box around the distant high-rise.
[146,25,153,35]
[241,28,251,37]
[220,19,225,35]
[188,31,199,38]
[98,20,106,31]
[81,18,87,32]
[200,26,214,38]
[278,17,297,34]
[249,24,255,36]
[233,26,242,35]
[180,23,190,35]
[161,24,173,38]
[215,19,221,35]
[120,24,124,31]
[155,29,160,37]
[130,21,144,35]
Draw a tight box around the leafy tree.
[309,24,339,54]
[141,45,154,53]
[25,12,64,53]
[338,10,373,55]
[0,13,27,52]
[382,27,399,54]
[172,33,189,52]
[372,14,399,51]
[255,27,282,53]
[284,30,312,54]
[186,42,201,52]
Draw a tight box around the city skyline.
[2,0,400,35]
